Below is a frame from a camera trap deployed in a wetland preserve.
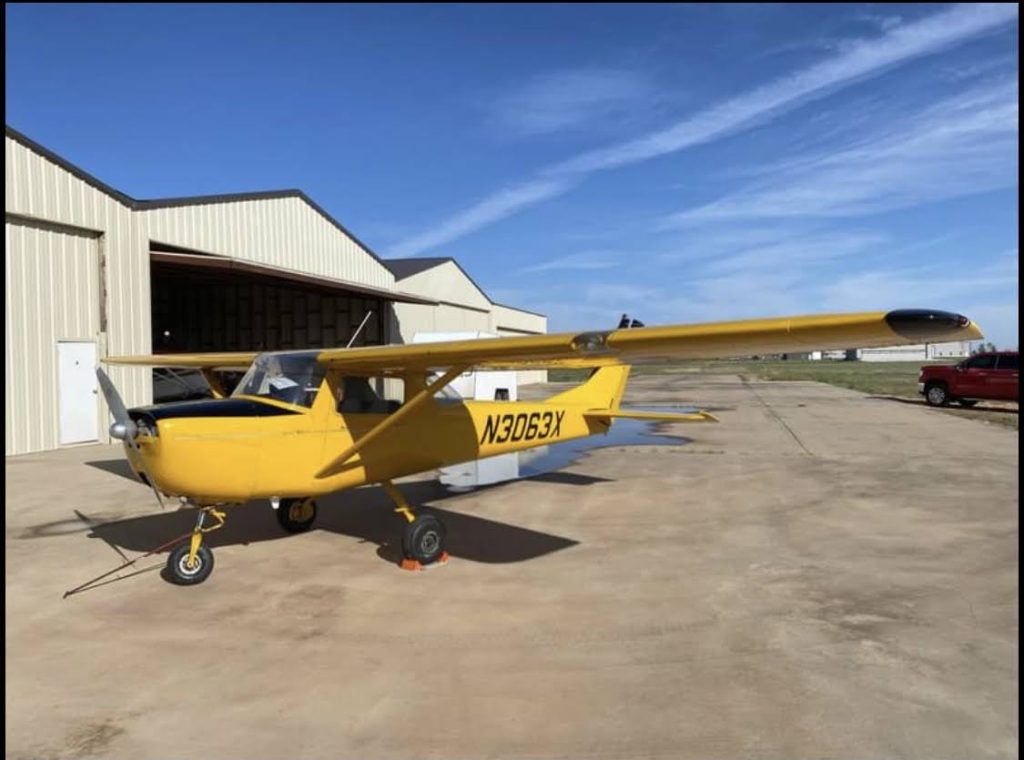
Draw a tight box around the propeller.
[96,367,166,510]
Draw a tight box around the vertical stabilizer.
[546,364,631,410]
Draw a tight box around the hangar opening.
[149,246,396,401]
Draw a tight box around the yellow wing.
[311,309,981,373]
[105,310,982,373]
[104,351,260,369]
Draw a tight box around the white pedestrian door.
[58,341,99,445]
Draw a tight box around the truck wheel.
[925,382,949,407]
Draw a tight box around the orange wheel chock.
[399,552,450,572]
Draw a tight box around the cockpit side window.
[232,352,325,408]
[336,376,403,414]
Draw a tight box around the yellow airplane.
[94,309,980,586]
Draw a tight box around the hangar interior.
[5,126,547,456]
[151,252,386,354]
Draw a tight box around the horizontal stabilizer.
[583,409,718,423]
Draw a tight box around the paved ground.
[5,375,1018,760]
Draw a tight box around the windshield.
[232,351,325,408]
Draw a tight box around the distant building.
[786,342,973,362]
[854,341,972,362]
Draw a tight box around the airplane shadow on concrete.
[76,459,605,566]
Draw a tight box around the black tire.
[956,399,979,407]
[401,514,446,565]
[277,498,318,533]
[924,382,949,407]
[166,544,214,586]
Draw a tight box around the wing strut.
[315,365,468,479]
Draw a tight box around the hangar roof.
[384,257,490,295]
[6,124,547,323]
[382,257,454,280]
[384,257,546,318]
[4,125,385,265]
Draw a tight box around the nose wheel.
[381,480,449,569]
[165,506,226,586]
[166,543,215,585]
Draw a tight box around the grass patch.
[547,360,1017,428]
[547,368,593,384]
[551,360,937,397]
[637,359,939,398]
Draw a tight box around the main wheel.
[401,514,446,565]
[925,382,949,407]
[956,398,979,407]
[166,544,214,586]
[277,498,318,533]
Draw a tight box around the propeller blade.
[96,367,129,424]
[96,367,165,510]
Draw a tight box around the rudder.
[546,364,631,410]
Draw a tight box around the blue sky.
[6,3,1019,346]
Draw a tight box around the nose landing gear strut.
[63,504,229,597]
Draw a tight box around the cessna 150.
[92,309,980,587]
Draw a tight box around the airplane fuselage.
[125,392,611,504]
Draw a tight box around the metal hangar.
[5,126,546,455]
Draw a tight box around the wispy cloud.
[390,3,1018,257]
[854,12,904,33]
[512,231,1017,328]
[490,68,656,136]
[820,249,1018,313]
[548,4,1015,176]
[389,177,571,258]
[666,81,1018,224]
[522,251,624,273]
[583,282,659,303]
[941,53,1018,82]
[696,230,887,274]
[655,223,963,269]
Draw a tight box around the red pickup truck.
[919,351,1019,406]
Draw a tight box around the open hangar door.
[149,249,388,402]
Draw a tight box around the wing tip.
[884,309,983,341]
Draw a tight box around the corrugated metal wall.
[5,130,550,454]
[142,199,394,291]
[492,304,547,335]
[391,302,491,342]
[396,261,492,310]
[492,306,548,385]
[5,222,102,454]
[391,273,549,385]
[5,136,152,455]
